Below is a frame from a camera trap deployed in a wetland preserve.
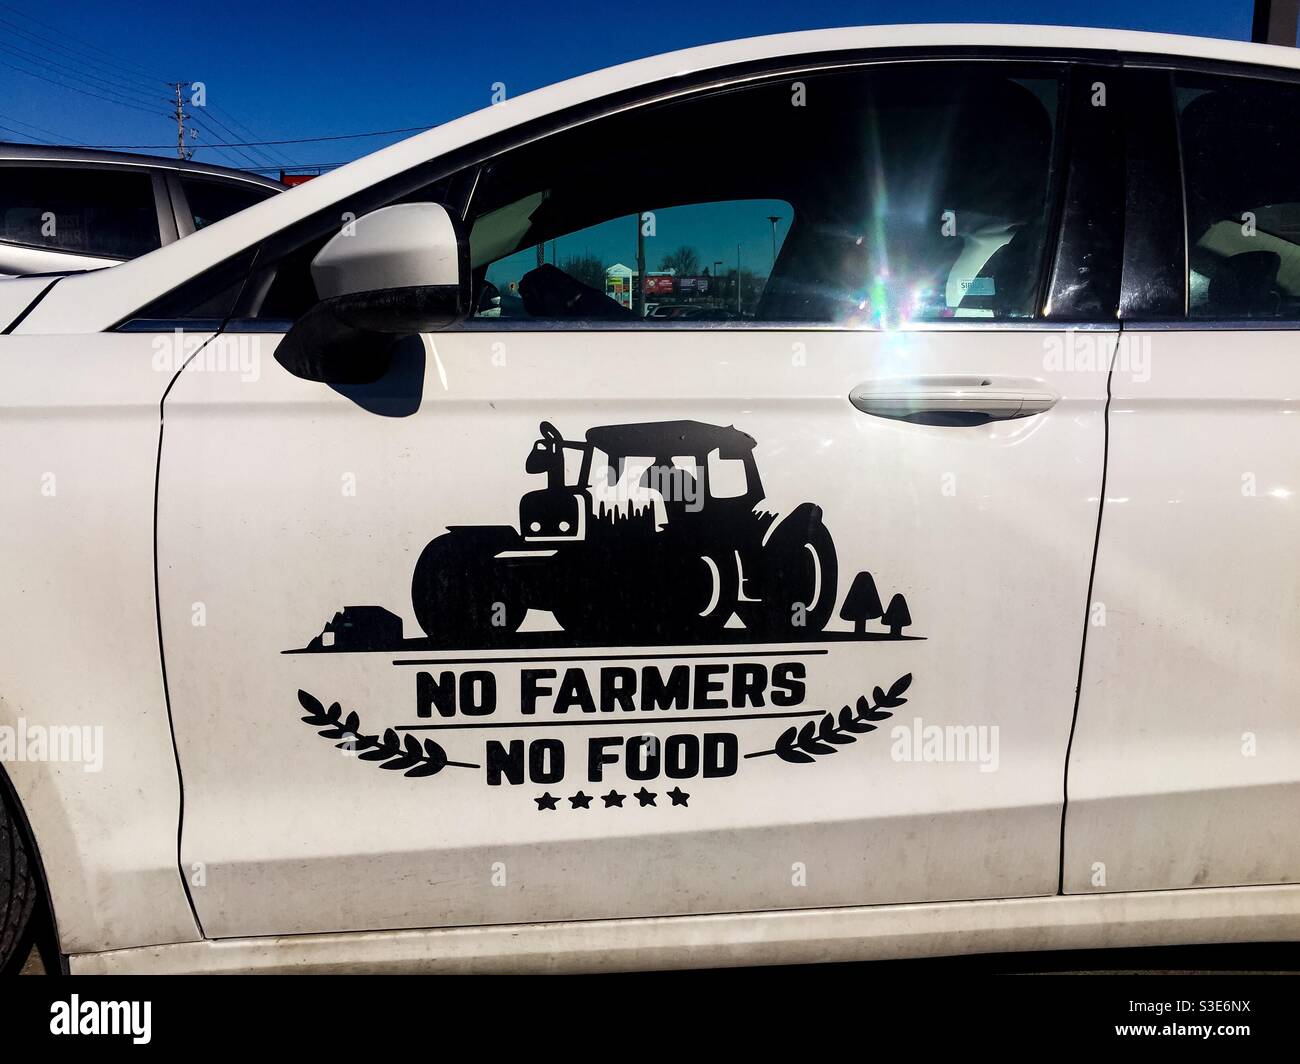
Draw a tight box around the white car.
[1,23,1297,976]
[0,146,283,277]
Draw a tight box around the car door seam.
[0,276,61,335]
[155,327,235,939]
[1057,328,1118,894]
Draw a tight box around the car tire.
[0,782,38,972]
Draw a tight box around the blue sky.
[0,1,1268,174]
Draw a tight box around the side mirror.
[275,202,470,384]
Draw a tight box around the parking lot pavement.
[19,943,44,975]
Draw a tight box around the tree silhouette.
[561,254,606,291]
[882,594,912,637]
[839,571,883,634]
[659,246,701,276]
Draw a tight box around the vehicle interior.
[1180,76,1300,318]
[462,63,1063,323]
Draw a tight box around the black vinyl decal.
[286,420,924,807]
[288,420,917,653]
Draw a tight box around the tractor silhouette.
[411,420,838,645]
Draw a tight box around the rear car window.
[0,166,160,259]
[1177,72,1300,319]
[181,178,274,230]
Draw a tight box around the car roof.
[18,24,1300,334]
[586,421,757,456]
[0,143,285,190]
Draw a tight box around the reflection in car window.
[0,166,159,258]
[464,63,1065,325]
[477,199,790,321]
[1178,72,1300,319]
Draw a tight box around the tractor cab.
[519,420,764,545]
[415,418,835,644]
[585,421,764,519]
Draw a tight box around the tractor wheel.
[411,529,526,646]
[749,513,838,638]
[552,550,736,646]
[661,549,738,642]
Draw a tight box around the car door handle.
[848,375,1059,424]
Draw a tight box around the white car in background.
[0,24,1297,975]
[0,145,282,277]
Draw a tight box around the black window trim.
[1116,65,1186,320]
[1118,51,1300,330]
[119,44,1131,333]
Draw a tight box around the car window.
[477,199,790,321]
[464,62,1065,325]
[0,166,159,259]
[181,178,275,231]
[1177,72,1300,319]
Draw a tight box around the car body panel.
[156,324,1109,938]
[0,275,58,329]
[0,332,206,952]
[1066,329,1300,891]
[65,883,1300,974]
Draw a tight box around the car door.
[1065,63,1300,893]
[156,55,1118,938]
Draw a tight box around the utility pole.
[736,244,742,316]
[634,212,646,317]
[767,215,782,268]
[171,82,193,160]
[1253,0,1299,45]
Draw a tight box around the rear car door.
[156,55,1119,938]
[1065,62,1300,892]
[169,175,279,238]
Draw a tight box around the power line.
[0,6,298,168]
[191,108,281,169]
[241,162,346,174]
[0,111,76,144]
[206,101,298,167]
[72,124,434,149]
[0,56,168,117]
[0,39,165,110]
[0,121,40,142]
[190,115,272,170]
[0,15,170,102]
[0,2,177,84]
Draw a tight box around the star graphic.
[634,787,657,807]
[667,787,690,807]
[601,790,625,808]
[534,792,558,811]
[569,790,593,809]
